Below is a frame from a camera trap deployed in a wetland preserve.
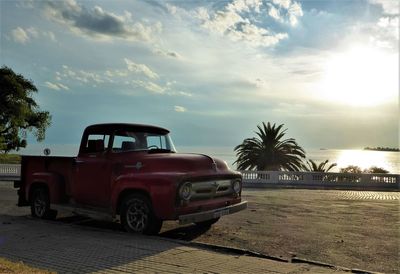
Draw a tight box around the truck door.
[73,133,111,207]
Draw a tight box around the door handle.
[74,159,85,164]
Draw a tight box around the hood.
[137,153,230,173]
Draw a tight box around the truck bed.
[21,156,75,200]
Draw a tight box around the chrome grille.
[190,180,234,200]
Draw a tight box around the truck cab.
[17,123,247,234]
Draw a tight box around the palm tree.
[234,122,306,171]
[304,159,337,172]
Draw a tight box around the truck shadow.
[159,224,211,241]
[55,215,211,241]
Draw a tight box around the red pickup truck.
[16,123,247,234]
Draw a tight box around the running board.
[52,204,115,222]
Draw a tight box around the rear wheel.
[30,188,57,219]
[195,217,220,228]
[120,194,162,235]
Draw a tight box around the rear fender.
[26,172,65,204]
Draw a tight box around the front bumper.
[178,201,247,225]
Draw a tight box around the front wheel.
[120,194,162,235]
[30,188,57,219]
[195,217,220,228]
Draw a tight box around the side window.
[147,135,166,149]
[112,134,137,152]
[85,134,109,153]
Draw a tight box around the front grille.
[190,180,234,200]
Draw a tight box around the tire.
[30,188,57,219]
[195,217,220,228]
[120,194,162,235]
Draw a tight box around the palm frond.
[234,122,306,171]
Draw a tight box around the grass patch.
[0,257,54,274]
[0,154,21,164]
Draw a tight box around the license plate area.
[213,209,230,218]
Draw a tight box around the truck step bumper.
[178,201,247,225]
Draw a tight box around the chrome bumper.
[178,201,247,225]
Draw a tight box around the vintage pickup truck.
[16,123,247,234]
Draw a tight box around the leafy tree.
[0,66,51,152]
[340,165,362,174]
[304,159,337,172]
[234,122,306,171]
[364,166,389,174]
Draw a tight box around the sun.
[317,45,398,106]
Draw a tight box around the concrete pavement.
[0,214,351,274]
[0,182,355,273]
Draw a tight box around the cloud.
[10,26,57,44]
[153,48,182,59]
[124,58,159,79]
[269,0,303,26]
[268,4,283,22]
[348,15,399,50]
[56,65,109,85]
[367,1,399,49]
[15,0,34,9]
[133,80,165,94]
[45,81,69,91]
[369,0,399,15]
[174,106,187,112]
[11,27,29,44]
[227,22,288,47]
[42,0,162,41]
[52,62,192,97]
[43,31,57,42]
[189,0,303,47]
[288,2,303,26]
[374,16,399,47]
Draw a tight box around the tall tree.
[304,159,337,172]
[0,66,51,152]
[234,122,306,171]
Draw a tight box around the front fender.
[111,173,179,219]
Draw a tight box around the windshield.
[112,131,176,153]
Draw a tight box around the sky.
[1,0,399,151]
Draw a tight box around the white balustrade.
[240,170,400,189]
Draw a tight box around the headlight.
[179,182,192,201]
[232,180,241,194]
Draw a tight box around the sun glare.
[336,150,392,172]
[317,46,398,106]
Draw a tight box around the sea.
[16,145,400,174]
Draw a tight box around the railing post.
[360,173,371,184]
[270,171,279,184]
[304,173,314,184]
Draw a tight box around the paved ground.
[161,189,399,273]
[330,190,399,200]
[0,215,352,274]
[0,182,350,274]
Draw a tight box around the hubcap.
[126,199,149,232]
[34,192,46,217]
